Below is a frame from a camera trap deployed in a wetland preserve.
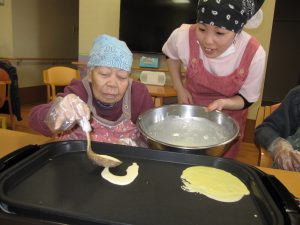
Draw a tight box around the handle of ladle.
[79,118,92,133]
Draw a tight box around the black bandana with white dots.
[196,0,264,33]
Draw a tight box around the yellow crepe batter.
[101,163,139,186]
[181,166,249,202]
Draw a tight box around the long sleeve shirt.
[28,79,154,137]
[255,85,300,150]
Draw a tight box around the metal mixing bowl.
[137,104,239,156]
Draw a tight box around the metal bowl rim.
[137,104,240,150]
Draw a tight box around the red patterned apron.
[186,24,259,158]
[59,77,146,147]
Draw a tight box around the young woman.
[29,35,154,147]
[162,0,266,158]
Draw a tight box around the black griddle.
[0,140,299,225]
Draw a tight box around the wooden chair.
[0,116,7,129]
[145,84,177,107]
[0,68,14,129]
[43,66,80,102]
[255,103,281,166]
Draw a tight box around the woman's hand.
[45,94,91,132]
[205,99,226,112]
[176,87,193,104]
[205,95,245,112]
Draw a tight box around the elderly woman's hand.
[270,137,300,172]
[45,94,91,133]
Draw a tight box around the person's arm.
[28,79,87,136]
[255,86,300,150]
[206,95,245,112]
[162,25,193,104]
[238,46,266,104]
[255,87,300,171]
[255,105,291,151]
[28,103,53,136]
[166,58,193,104]
[166,58,182,90]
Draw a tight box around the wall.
[79,0,120,57]
[0,0,78,88]
[243,0,276,119]
[262,0,300,104]
[12,0,78,58]
[0,0,13,56]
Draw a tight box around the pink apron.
[186,24,260,158]
[59,77,146,147]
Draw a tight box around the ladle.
[80,118,122,168]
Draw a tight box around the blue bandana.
[88,34,133,72]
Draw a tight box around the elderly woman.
[255,86,300,171]
[29,34,154,147]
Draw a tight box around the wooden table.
[146,84,177,107]
[257,166,300,198]
[1,129,299,198]
[0,129,51,158]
